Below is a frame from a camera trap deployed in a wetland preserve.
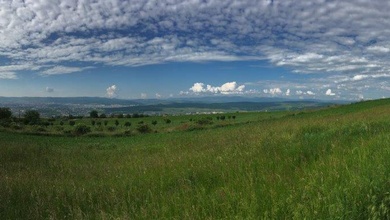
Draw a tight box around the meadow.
[1,99,390,219]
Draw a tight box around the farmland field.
[1,99,390,219]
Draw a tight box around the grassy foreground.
[1,99,390,219]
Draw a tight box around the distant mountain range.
[0,96,348,116]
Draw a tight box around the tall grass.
[1,99,389,219]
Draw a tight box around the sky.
[1,0,390,101]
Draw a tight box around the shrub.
[137,124,152,134]
[107,126,116,132]
[69,121,76,126]
[124,122,131,127]
[115,120,119,126]
[152,120,157,126]
[91,120,96,126]
[104,120,108,126]
[74,124,91,135]
[0,107,12,119]
[165,119,171,124]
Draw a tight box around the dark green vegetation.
[1,99,390,219]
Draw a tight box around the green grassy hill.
[1,99,389,219]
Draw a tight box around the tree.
[124,122,132,127]
[152,120,157,126]
[90,110,99,118]
[115,120,119,126]
[69,120,76,126]
[91,120,96,126]
[165,119,171,124]
[23,110,40,125]
[0,107,12,119]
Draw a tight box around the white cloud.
[325,89,336,96]
[286,89,290,96]
[140,93,147,99]
[45,87,54,93]
[307,91,315,96]
[155,93,161,99]
[106,85,117,98]
[40,66,91,76]
[264,88,282,95]
[0,72,18,79]
[189,81,245,95]
[190,83,206,93]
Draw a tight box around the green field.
[1,99,390,219]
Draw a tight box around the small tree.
[91,120,96,126]
[90,110,99,118]
[220,115,226,121]
[69,120,76,126]
[115,120,120,126]
[124,122,132,127]
[23,110,40,125]
[104,120,108,126]
[100,113,107,118]
[152,120,157,126]
[165,119,171,124]
[59,121,64,126]
[232,115,236,120]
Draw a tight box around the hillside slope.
[1,99,389,219]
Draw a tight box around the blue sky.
[1,0,390,101]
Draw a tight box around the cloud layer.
[0,0,389,100]
[1,0,390,78]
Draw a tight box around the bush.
[124,122,131,127]
[137,124,152,134]
[107,126,116,132]
[165,119,171,124]
[0,107,12,119]
[69,121,76,126]
[74,124,91,135]
[152,120,157,126]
